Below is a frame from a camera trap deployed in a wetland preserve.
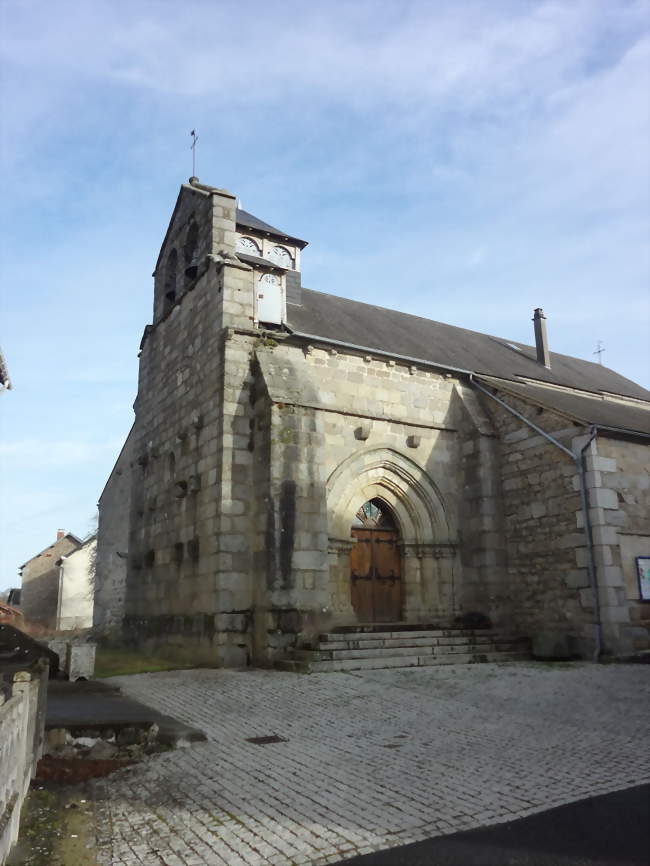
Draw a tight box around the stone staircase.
[276,624,531,673]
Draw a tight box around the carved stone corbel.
[328,536,355,555]
[207,251,252,272]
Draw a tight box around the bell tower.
[125,177,308,667]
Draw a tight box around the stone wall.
[153,183,215,324]
[480,392,598,657]
[479,390,650,658]
[123,182,252,665]
[591,437,650,653]
[20,536,80,629]
[243,339,509,661]
[124,273,515,665]
[94,428,135,632]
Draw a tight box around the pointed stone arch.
[326,446,459,625]
[327,446,455,544]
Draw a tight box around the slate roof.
[287,289,650,401]
[236,209,308,248]
[477,377,650,436]
[237,252,288,271]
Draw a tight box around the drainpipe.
[470,376,602,661]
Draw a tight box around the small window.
[184,220,199,264]
[173,542,184,565]
[188,537,200,562]
[163,249,178,315]
[352,498,397,529]
[144,550,155,568]
[184,220,199,287]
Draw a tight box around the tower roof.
[236,208,308,249]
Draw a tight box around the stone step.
[313,634,526,651]
[276,651,530,674]
[319,628,492,642]
[293,641,527,662]
[330,622,456,633]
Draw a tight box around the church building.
[94,178,650,669]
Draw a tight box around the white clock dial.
[267,245,293,268]
[237,236,261,255]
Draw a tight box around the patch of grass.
[94,647,199,678]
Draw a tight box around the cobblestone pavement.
[91,663,650,866]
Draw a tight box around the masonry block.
[586,455,617,473]
[589,488,618,509]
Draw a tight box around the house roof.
[287,288,650,402]
[56,534,97,565]
[236,208,308,249]
[19,533,83,570]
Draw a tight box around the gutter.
[470,376,602,661]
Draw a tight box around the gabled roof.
[287,288,650,403]
[56,534,97,565]
[19,533,83,570]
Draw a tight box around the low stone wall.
[0,661,48,865]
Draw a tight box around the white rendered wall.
[56,540,95,630]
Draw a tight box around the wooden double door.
[350,526,402,622]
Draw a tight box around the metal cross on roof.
[190,129,198,177]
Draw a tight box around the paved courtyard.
[91,663,650,866]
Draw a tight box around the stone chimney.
[56,529,65,541]
[533,308,550,368]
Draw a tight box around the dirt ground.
[7,782,98,866]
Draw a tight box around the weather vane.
[190,129,198,177]
[594,340,605,365]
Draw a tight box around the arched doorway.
[350,498,402,622]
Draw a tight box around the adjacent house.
[20,530,95,631]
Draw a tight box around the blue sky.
[1,0,649,590]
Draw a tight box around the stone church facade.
[94,178,650,666]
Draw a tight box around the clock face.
[267,245,293,268]
[237,236,261,255]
